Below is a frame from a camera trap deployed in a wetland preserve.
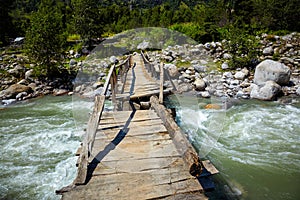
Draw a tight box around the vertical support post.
[159,62,164,104]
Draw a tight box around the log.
[150,95,202,177]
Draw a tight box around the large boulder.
[1,84,33,99]
[250,81,281,100]
[254,59,291,86]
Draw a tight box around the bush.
[222,26,261,69]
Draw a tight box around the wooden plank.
[150,95,203,177]
[202,160,219,175]
[159,62,164,104]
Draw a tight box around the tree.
[25,0,66,76]
[72,0,103,44]
[0,0,14,46]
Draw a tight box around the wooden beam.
[159,62,164,104]
[150,95,202,177]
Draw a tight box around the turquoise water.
[167,95,300,200]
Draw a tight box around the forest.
[1,0,299,74]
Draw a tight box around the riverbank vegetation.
[1,0,299,75]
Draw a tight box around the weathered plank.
[150,95,203,177]
[58,54,208,200]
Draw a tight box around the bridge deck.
[59,54,210,199]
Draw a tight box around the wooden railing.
[74,56,131,185]
[141,51,177,104]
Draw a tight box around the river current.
[0,95,299,199]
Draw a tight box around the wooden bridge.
[57,53,218,199]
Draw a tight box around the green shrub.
[223,26,261,69]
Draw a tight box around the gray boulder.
[254,59,291,86]
[250,81,282,100]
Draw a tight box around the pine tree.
[25,0,66,76]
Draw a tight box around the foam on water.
[0,96,85,200]
[173,96,300,199]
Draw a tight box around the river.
[167,94,300,200]
[0,95,299,199]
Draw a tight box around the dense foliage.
[1,0,299,74]
[25,0,66,76]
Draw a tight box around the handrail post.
[159,62,164,104]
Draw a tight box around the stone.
[17,79,28,85]
[223,53,232,59]
[8,65,24,77]
[25,69,34,80]
[178,83,193,93]
[262,47,274,55]
[110,56,118,64]
[164,63,179,78]
[221,62,229,70]
[53,89,69,96]
[69,50,74,55]
[250,81,282,100]
[2,84,33,99]
[199,91,210,98]
[137,40,150,50]
[2,99,17,105]
[254,59,291,86]
[234,71,246,80]
[69,59,77,66]
[193,79,206,91]
[223,72,233,78]
[16,92,27,99]
[296,87,300,96]
[193,65,207,73]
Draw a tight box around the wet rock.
[53,89,69,96]
[254,59,291,86]
[16,92,27,99]
[250,81,282,100]
[199,91,210,98]
[2,99,17,105]
[1,84,33,99]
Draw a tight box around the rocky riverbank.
[1,32,300,105]
[146,32,300,102]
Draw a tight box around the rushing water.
[167,95,300,200]
[1,94,299,199]
[0,96,91,200]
